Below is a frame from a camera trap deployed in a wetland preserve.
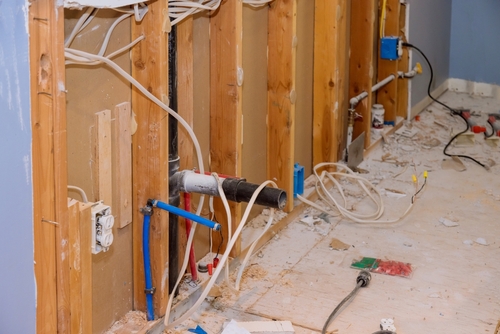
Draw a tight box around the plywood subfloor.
[105,92,500,333]
[159,91,500,334]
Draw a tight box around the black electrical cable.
[402,42,488,170]
[321,271,371,334]
[411,178,427,204]
[215,228,223,259]
[372,331,396,334]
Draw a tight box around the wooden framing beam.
[113,102,133,228]
[313,0,350,165]
[29,0,68,332]
[376,0,400,124]
[95,109,112,205]
[209,0,243,256]
[68,200,93,334]
[397,2,409,119]
[131,0,170,316]
[267,0,297,213]
[350,0,376,148]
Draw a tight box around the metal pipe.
[168,24,179,296]
[150,199,221,231]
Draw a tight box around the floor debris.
[475,237,489,246]
[441,156,467,171]
[329,238,350,251]
[438,217,460,227]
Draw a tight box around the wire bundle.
[298,163,426,225]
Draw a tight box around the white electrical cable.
[212,173,232,284]
[65,35,145,66]
[168,0,222,26]
[164,180,278,329]
[243,0,274,7]
[67,185,89,203]
[298,162,421,225]
[65,7,97,48]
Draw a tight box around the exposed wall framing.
[350,0,377,148]
[28,0,414,331]
[376,0,401,124]
[267,0,297,213]
[131,0,170,317]
[29,0,68,332]
[313,0,351,165]
[209,0,243,255]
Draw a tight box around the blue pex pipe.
[142,214,154,321]
[152,200,221,231]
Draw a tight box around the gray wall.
[0,0,37,332]
[408,0,452,106]
[450,0,500,85]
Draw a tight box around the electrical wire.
[67,185,89,203]
[402,42,488,169]
[379,0,387,38]
[322,281,362,334]
[164,180,279,329]
[298,163,425,225]
[321,271,371,334]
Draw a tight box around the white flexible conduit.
[298,163,420,225]
[67,185,89,203]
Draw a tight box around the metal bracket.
[140,206,153,216]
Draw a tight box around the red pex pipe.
[184,193,198,281]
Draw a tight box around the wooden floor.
[158,91,500,334]
[106,91,500,334]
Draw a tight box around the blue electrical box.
[380,36,399,60]
[293,163,304,198]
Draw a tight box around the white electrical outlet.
[91,201,114,254]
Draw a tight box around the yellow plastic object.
[412,174,417,183]
[423,170,428,179]
[416,62,423,74]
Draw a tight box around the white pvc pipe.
[348,74,396,108]
[180,171,221,196]
[371,74,396,92]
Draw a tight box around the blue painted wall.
[0,0,36,332]
[407,0,452,106]
[450,0,500,84]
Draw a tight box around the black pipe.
[222,178,287,210]
[168,24,179,296]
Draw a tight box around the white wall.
[0,0,36,332]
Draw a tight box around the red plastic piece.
[207,263,213,276]
[415,115,420,121]
[213,257,220,268]
[471,125,486,134]
[373,259,413,277]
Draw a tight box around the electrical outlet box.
[91,201,114,254]
[381,36,399,60]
